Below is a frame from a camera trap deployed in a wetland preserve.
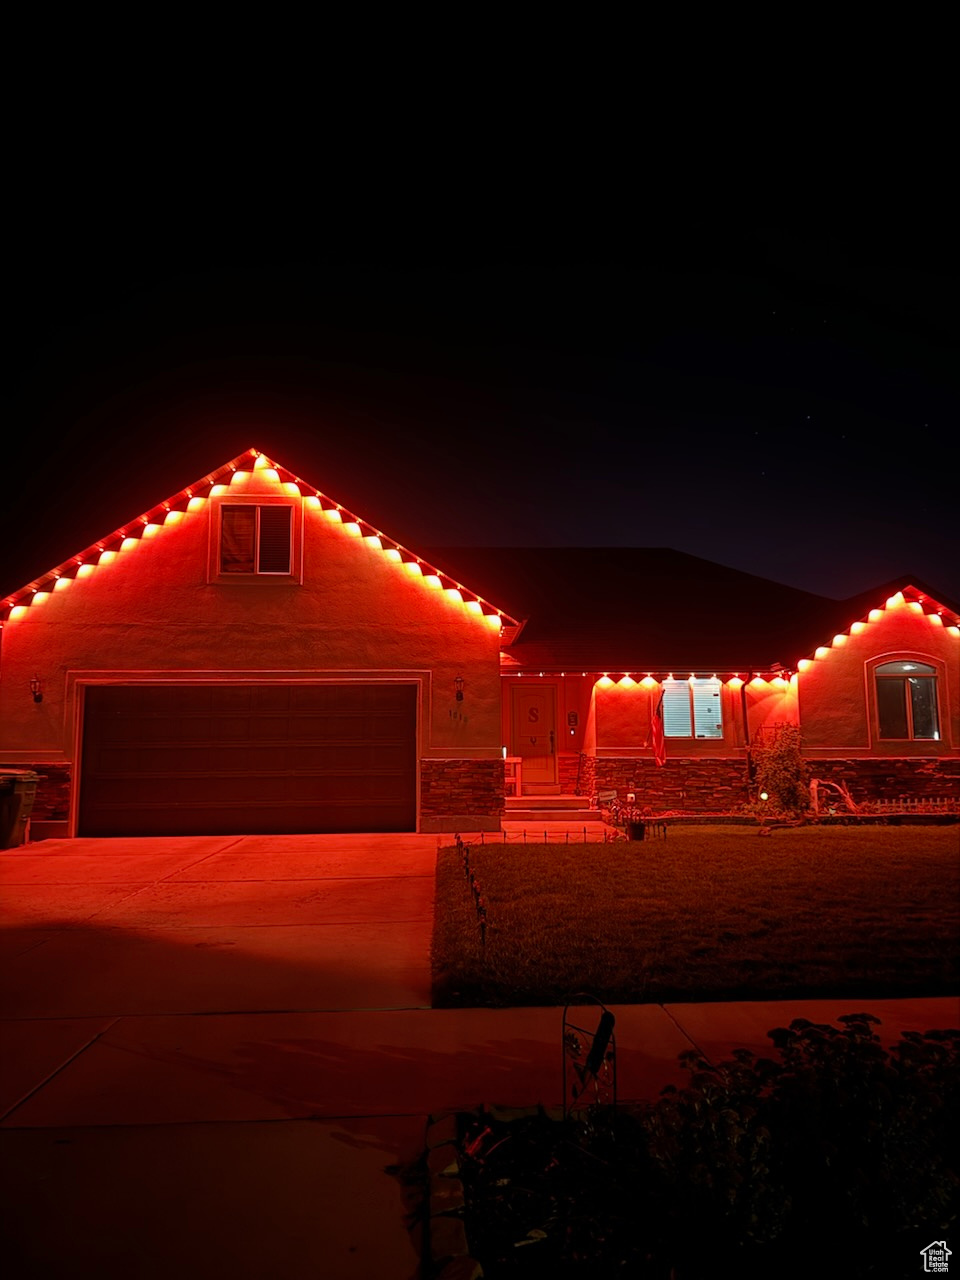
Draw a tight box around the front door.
[511,683,558,786]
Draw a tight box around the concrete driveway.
[1,833,438,1019]
[1,832,439,1279]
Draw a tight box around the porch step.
[505,794,589,809]
[504,811,604,824]
[504,794,603,823]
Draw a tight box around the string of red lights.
[0,448,518,632]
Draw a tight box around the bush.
[455,1016,960,1278]
[748,723,809,818]
[645,1014,960,1275]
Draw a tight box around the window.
[875,661,940,740]
[220,505,293,575]
[661,677,723,738]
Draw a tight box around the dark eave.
[422,548,960,674]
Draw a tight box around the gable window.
[220,505,292,575]
[875,661,940,740]
[662,676,723,739]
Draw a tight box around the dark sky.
[4,232,957,607]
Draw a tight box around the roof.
[421,547,960,674]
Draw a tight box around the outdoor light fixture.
[455,675,464,702]
[29,675,42,703]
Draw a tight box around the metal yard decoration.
[562,996,617,1118]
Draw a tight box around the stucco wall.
[797,596,959,755]
[593,678,796,755]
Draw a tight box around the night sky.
[4,232,957,608]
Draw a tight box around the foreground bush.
[453,1015,959,1278]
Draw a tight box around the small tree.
[751,723,809,817]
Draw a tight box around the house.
[1,449,958,840]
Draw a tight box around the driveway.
[1,832,440,1279]
[1,833,438,1019]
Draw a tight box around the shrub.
[748,723,809,817]
[455,1016,960,1278]
[646,1014,960,1275]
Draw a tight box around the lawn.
[431,825,960,1007]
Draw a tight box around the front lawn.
[431,825,960,1007]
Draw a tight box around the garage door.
[79,684,417,836]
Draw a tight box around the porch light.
[29,675,42,703]
[455,675,464,702]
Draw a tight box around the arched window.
[874,661,940,740]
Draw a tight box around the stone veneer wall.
[587,755,960,812]
[810,758,960,802]
[558,753,595,795]
[16,756,956,832]
[419,758,504,831]
[592,757,750,811]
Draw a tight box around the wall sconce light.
[455,675,464,702]
[30,675,43,703]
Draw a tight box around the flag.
[651,689,666,766]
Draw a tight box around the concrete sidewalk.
[2,834,957,1279]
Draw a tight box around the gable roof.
[0,450,520,629]
[422,547,960,675]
